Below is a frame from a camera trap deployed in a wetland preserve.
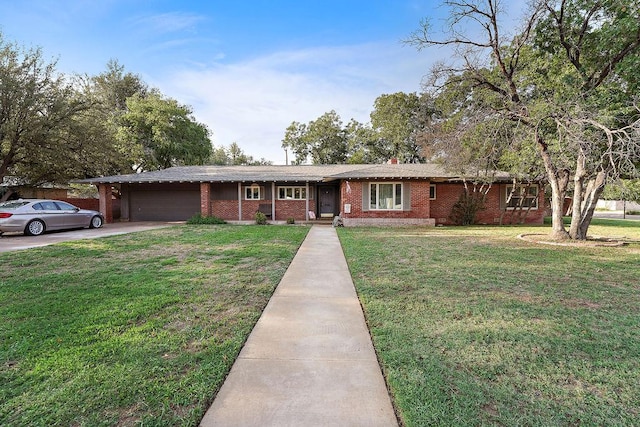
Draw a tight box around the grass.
[338,219,640,426]
[0,225,308,426]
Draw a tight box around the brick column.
[200,182,212,216]
[97,184,113,223]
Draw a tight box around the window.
[430,184,436,200]
[506,185,539,209]
[244,186,261,200]
[0,201,28,209]
[33,201,59,210]
[278,186,307,200]
[55,201,78,211]
[369,183,403,210]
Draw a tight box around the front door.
[318,186,337,218]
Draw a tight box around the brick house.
[83,163,545,226]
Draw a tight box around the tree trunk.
[549,179,570,239]
[569,171,606,240]
[537,134,570,239]
[569,153,587,239]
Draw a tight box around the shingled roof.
[81,163,512,184]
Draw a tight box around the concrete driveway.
[0,222,176,253]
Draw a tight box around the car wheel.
[25,219,46,236]
[89,215,103,229]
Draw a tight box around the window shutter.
[499,184,506,210]
[403,182,411,211]
[361,182,369,212]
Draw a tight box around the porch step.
[303,218,334,226]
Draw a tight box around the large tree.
[282,111,349,164]
[370,92,425,163]
[0,34,93,199]
[408,0,640,239]
[344,119,388,164]
[116,91,212,171]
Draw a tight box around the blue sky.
[0,1,464,163]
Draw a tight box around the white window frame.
[278,186,307,200]
[430,184,436,200]
[369,182,403,210]
[244,185,261,200]
[505,184,539,210]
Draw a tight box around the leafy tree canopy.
[602,179,640,203]
[281,93,426,165]
[117,91,212,171]
[282,111,348,165]
[209,142,272,165]
[407,0,640,240]
[1,34,220,199]
[371,92,425,163]
[1,33,93,198]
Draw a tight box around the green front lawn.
[0,225,309,426]
[3,219,639,426]
[338,220,640,426]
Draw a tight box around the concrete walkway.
[200,225,398,427]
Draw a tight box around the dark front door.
[318,186,337,218]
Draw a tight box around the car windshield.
[0,201,30,209]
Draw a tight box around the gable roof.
[80,163,513,184]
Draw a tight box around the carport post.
[97,184,113,224]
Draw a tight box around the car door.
[34,201,65,230]
[54,201,86,228]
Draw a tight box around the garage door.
[129,185,200,221]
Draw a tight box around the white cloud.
[129,12,206,34]
[158,42,437,164]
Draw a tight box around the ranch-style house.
[83,163,545,226]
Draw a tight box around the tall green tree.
[74,60,149,176]
[90,59,147,112]
[117,92,212,171]
[408,0,640,240]
[282,111,349,164]
[344,119,388,164]
[370,92,425,163]
[0,34,94,200]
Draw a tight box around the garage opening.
[126,183,200,221]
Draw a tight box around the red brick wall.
[430,183,545,225]
[200,183,211,216]
[212,200,239,220]
[211,200,275,221]
[340,180,431,220]
[61,198,99,210]
[275,200,308,221]
[63,197,121,221]
[205,179,546,226]
[340,181,432,225]
[338,180,544,226]
[210,185,314,221]
[430,183,464,225]
[241,200,265,220]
